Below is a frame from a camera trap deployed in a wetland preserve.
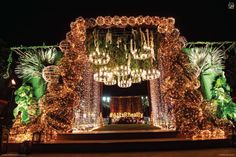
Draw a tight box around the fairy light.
[149,79,159,127]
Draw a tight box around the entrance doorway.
[101,95,150,125]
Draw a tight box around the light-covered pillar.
[73,63,101,132]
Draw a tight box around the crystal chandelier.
[87,27,160,88]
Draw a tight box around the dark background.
[0,0,236,97]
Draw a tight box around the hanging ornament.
[42,66,60,83]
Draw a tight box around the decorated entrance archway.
[55,16,197,135]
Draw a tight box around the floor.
[1,148,236,157]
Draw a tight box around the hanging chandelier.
[86,23,160,88]
[117,76,132,88]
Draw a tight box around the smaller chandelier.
[88,29,111,65]
[142,68,160,80]
[104,78,117,86]
[118,76,132,88]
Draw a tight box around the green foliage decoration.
[13,84,40,124]
[212,73,236,121]
[13,48,62,124]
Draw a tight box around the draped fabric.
[110,96,143,113]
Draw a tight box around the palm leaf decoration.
[15,48,60,80]
[186,45,226,100]
[187,46,226,77]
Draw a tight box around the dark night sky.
[0,0,236,96]
[0,0,236,46]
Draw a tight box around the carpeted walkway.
[93,124,160,131]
